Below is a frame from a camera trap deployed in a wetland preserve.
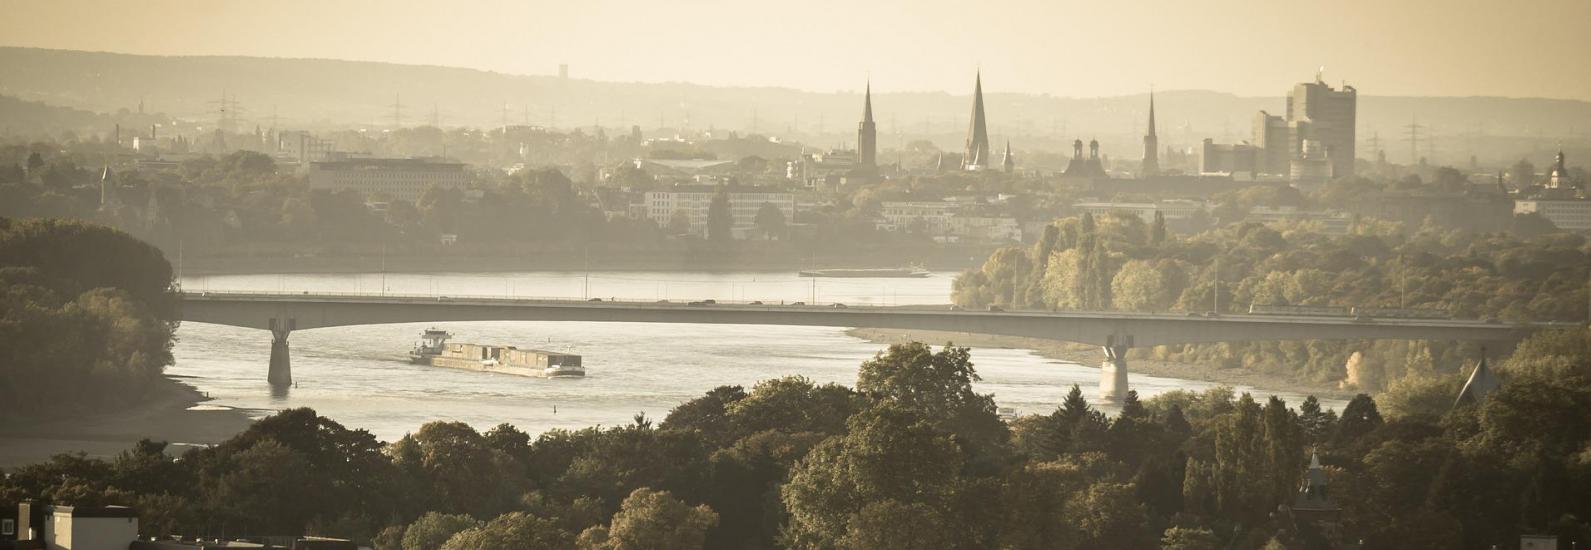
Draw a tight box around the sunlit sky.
[4,0,1589,100]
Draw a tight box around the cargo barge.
[409,329,584,378]
[798,267,930,278]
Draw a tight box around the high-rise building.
[1286,77,1357,177]
[857,81,877,171]
[962,72,990,171]
[1253,111,1289,175]
[1141,91,1160,177]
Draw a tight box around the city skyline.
[3,0,1591,101]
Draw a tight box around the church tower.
[858,81,877,170]
[1002,140,1015,173]
[962,72,990,171]
[1142,90,1160,177]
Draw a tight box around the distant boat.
[409,329,585,378]
[798,267,930,278]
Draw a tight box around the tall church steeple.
[858,80,877,170]
[1142,88,1161,177]
[962,71,990,171]
[1002,140,1015,173]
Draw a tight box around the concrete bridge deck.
[179,291,1566,399]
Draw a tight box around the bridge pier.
[1099,338,1131,402]
[268,318,295,387]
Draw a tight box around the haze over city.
[5,0,1591,100]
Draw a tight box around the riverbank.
[0,376,255,468]
[846,328,1353,401]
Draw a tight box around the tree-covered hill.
[0,217,177,414]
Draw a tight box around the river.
[172,271,1346,442]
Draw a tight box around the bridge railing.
[178,289,951,309]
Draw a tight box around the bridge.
[179,291,1559,400]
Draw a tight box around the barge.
[409,329,584,378]
[797,267,930,278]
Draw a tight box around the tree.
[579,488,717,550]
[1334,393,1383,447]
[1151,210,1167,244]
[402,512,480,550]
[1511,158,1537,188]
[706,189,733,242]
[781,403,967,548]
[752,202,785,240]
[1065,482,1153,548]
[1160,526,1220,550]
[855,343,1010,473]
[390,421,518,518]
[442,512,572,550]
[25,151,45,177]
[209,439,315,534]
[666,210,691,236]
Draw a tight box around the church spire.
[863,81,874,123]
[1147,88,1158,138]
[1141,88,1161,177]
[1002,140,1015,173]
[857,79,878,170]
[962,71,990,171]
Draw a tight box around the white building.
[879,201,959,234]
[645,186,795,238]
[1514,199,1591,232]
[42,506,138,550]
[949,216,1022,242]
[1073,200,1207,223]
[1247,206,1353,235]
[878,201,1020,242]
[307,158,468,203]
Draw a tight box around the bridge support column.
[1099,337,1132,402]
[268,318,295,387]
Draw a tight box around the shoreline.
[0,376,255,468]
[845,328,1353,401]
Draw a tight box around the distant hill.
[1,47,1588,165]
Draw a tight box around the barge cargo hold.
[409,329,584,378]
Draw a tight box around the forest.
[2,333,1588,549]
[0,217,178,415]
[952,211,1590,399]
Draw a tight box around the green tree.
[443,512,572,550]
[781,403,968,548]
[402,512,480,550]
[706,189,733,242]
[752,202,785,240]
[579,488,717,550]
[855,342,1010,474]
[1159,526,1220,550]
[666,210,691,236]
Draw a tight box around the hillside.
[2,47,1589,164]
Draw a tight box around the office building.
[644,186,795,238]
[1287,78,1357,177]
[1514,198,1591,232]
[306,158,468,203]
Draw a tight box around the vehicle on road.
[987,305,1004,312]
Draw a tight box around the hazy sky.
[4,0,1589,100]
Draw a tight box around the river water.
[172,271,1345,442]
